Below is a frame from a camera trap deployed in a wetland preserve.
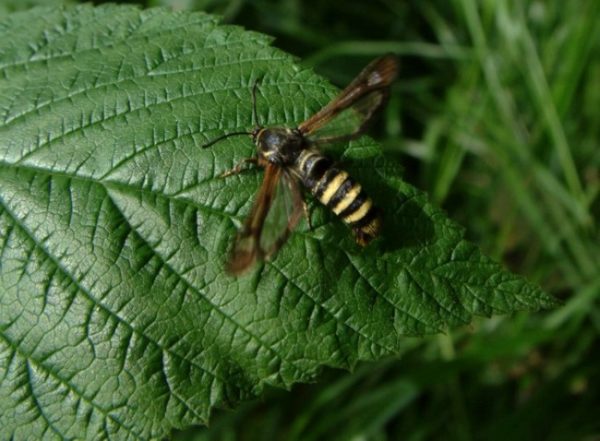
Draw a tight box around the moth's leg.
[303,200,314,231]
[219,158,259,178]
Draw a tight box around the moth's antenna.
[251,77,262,129]
[201,131,251,149]
[201,78,263,149]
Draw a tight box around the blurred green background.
[7,0,600,439]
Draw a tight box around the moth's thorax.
[254,127,305,165]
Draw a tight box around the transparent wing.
[298,55,398,144]
[227,164,303,275]
[304,90,388,144]
[260,170,303,257]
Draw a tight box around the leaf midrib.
[0,188,229,391]
[1,156,485,333]
[0,160,400,355]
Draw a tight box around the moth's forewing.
[227,164,281,275]
[298,55,398,140]
[227,164,303,275]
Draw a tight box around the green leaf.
[0,0,74,15]
[0,4,555,439]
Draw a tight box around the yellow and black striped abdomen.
[295,149,381,245]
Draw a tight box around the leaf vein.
[9,79,324,167]
[343,251,436,331]
[0,333,145,440]
[1,49,288,127]
[404,267,468,325]
[25,359,68,440]
[0,14,217,72]
[268,260,395,353]
[103,188,293,375]
[0,191,230,402]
